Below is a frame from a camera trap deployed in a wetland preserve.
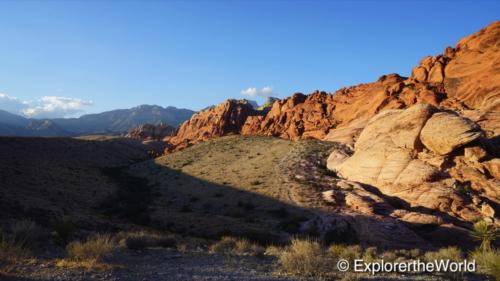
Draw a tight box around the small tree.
[470,221,498,252]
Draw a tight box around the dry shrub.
[264,245,282,257]
[328,244,362,263]
[11,220,43,249]
[424,246,463,263]
[471,249,500,281]
[362,247,378,262]
[66,234,113,264]
[278,238,327,278]
[0,236,30,268]
[117,231,176,251]
[209,236,264,256]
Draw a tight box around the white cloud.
[241,86,276,97]
[0,93,28,113]
[0,93,92,118]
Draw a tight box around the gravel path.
[1,249,299,281]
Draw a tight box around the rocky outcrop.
[126,123,177,141]
[327,104,499,225]
[166,99,259,152]
[242,92,338,140]
[420,112,483,155]
[165,21,499,154]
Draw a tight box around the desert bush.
[424,247,463,263]
[66,234,113,263]
[278,238,327,278]
[11,220,42,249]
[328,244,362,263]
[380,251,398,262]
[209,236,264,256]
[117,231,176,251]
[0,231,30,267]
[362,247,378,262]
[471,249,500,281]
[395,248,421,260]
[264,245,282,257]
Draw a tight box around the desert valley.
[0,10,499,281]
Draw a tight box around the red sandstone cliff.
[166,21,500,152]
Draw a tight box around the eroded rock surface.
[327,104,499,230]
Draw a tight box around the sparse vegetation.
[66,234,114,266]
[278,238,328,279]
[11,219,43,249]
[328,244,362,263]
[470,221,498,251]
[0,228,30,270]
[424,246,463,263]
[117,231,176,251]
[471,249,500,281]
[209,236,264,256]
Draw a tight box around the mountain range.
[0,105,194,136]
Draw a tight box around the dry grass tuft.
[471,249,500,281]
[328,244,362,263]
[66,234,114,267]
[116,231,176,251]
[423,246,463,263]
[278,238,327,279]
[209,236,264,256]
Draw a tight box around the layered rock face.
[327,104,498,227]
[166,99,258,152]
[242,92,337,140]
[126,123,177,141]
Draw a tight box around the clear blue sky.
[0,0,498,117]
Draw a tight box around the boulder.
[335,104,437,187]
[420,112,483,155]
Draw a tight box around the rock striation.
[327,104,499,226]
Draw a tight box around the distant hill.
[0,105,194,136]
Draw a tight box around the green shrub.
[471,249,500,281]
[66,234,113,262]
[278,238,327,278]
[470,221,498,251]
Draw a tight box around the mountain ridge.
[0,104,195,136]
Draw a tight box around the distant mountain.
[51,105,194,134]
[0,105,195,137]
[0,109,29,127]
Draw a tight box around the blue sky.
[0,0,498,117]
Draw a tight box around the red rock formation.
[166,21,499,152]
[126,123,177,141]
[166,99,258,152]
